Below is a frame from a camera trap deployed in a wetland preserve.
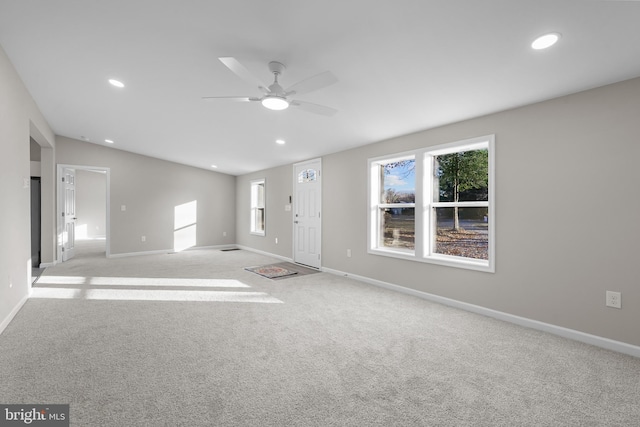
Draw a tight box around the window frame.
[370,153,418,256]
[250,178,266,236]
[368,135,495,273]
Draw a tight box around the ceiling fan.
[203,57,338,116]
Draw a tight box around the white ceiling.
[1,1,639,175]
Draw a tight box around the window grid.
[368,135,494,273]
[250,179,266,236]
[373,156,416,253]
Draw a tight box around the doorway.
[30,177,41,267]
[57,164,110,262]
[293,158,322,269]
[29,138,45,281]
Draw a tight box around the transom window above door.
[298,168,317,183]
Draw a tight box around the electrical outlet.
[223,231,227,237]
[606,291,621,309]
[141,236,146,242]
[347,249,352,258]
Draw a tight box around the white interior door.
[293,159,322,269]
[62,167,76,261]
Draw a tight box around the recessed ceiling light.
[276,139,286,145]
[105,139,114,144]
[211,165,218,169]
[108,78,125,88]
[531,33,561,50]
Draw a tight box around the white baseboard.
[235,246,293,263]
[108,244,236,259]
[108,249,172,258]
[322,267,640,359]
[0,294,29,336]
[190,245,237,251]
[39,261,56,268]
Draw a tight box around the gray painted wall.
[236,164,294,258]
[0,45,55,329]
[29,138,41,161]
[237,77,640,348]
[75,169,107,240]
[56,137,236,255]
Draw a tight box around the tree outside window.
[433,149,489,260]
[368,135,494,272]
[379,158,415,251]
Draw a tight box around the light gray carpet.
[1,242,639,426]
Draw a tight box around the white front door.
[293,159,322,269]
[62,167,76,261]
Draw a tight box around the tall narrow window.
[250,179,266,236]
[369,135,494,272]
[431,147,489,261]
[372,156,416,252]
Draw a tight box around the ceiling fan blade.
[218,57,269,93]
[285,71,338,96]
[202,96,259,102]
[290,100,337,117]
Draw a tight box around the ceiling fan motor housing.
[268,61,286,75]
[266,61,287,95]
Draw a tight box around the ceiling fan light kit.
[262,95,289,110]
[203,57,338,116]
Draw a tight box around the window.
[368,135,494,272]
[250,179,265,236]
[374,155,416,252]
[298,168,318,183]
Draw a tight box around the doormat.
[245,265,298,279]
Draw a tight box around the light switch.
[121,205,126,211]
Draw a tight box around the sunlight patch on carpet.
[30,288,282,303]
[36,276,250,288]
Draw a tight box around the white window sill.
[368,248,493,273]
